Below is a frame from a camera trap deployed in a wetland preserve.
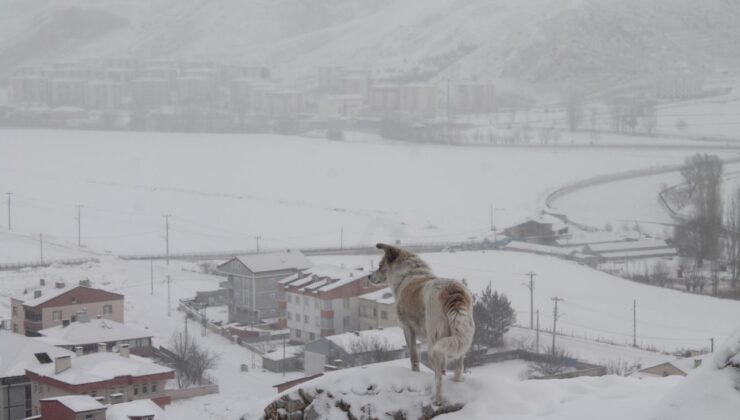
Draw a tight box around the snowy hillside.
[2,0,740,87]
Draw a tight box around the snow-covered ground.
[314,251,740,353]
[0,129,716,258]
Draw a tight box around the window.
[134,385,139,396]
[303,296,308,306]
[143,383,149,394]
[304,315,309,324]
[103,305,113,315]
[85,414,94,420]
[12,324,18,333]
[294,313,299,321]
[152,382,158,393]
[381,311,388,320]
[343,298,350,309]
[322,300,333,310]
[12,306,17,316]
[296,329,301,338]
[52,311,62,321]
[287,294,292,303]
[343,316,350,328]
[309,332,315,341]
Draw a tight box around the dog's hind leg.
[431,349,445,405]
[441,355,447,376]
[403,327,420,372]
[453,357,464,382]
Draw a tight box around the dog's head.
[369,243,420,289]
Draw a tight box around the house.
[193,288,230,307]
[0,332,74,420]
[261,345,304,373]
[11,284,124,336]
[454,83,495,114]
[279,265,382,342]
[503,241,578,258]
[106,399,169,420]
[303,327,407,376]
[28,395,106,420]
[318,95,365,121]
[634,356,707,378]
[399,85,438,117]
[503,216,568,244]
[218,251,312,325]
[357,287,397,330]
[25,347,174,416]
[34,317,153,356]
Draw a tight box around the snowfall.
[1,128,740,419]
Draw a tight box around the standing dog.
[368,243,475,404]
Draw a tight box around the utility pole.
[340,228,344,253]
[282,336,286,377]
[6,192,12,230]
[633,299,637,348]
[39,233,44,264]
[163,215,171,265]
[167,275,171,317]
[536,310,540,353]
[551,297,564,354]
[76,205,82,247]
[523,273,536,329]
[254,235,261,253]
[184,314,189,342]
[446,77,451,143]
[150,259,154,296]
[710,337,715,353]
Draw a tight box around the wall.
[39,300,123,331]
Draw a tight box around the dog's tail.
[433,282,474,359]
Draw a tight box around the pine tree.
[473,284,516,348]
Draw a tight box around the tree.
[726,189,740,290]
[472,285,515,348]
[675,154,723,267]
[168,331,219,388]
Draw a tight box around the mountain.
[2,0,740,90]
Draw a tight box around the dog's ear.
[376,243,402,264]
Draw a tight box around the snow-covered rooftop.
[599,248,678,260]
[233,250,312,273]
[585,239,668,254]
[0,331,74,378]
[555,230,640,247]
[263,345,304,361]
[26,352,173,385]
[42,395,105,413]
[280,264,367,293]
[504,241,577,257]
[358,287,395,305]
[326,327,406,354]
[16,285,122,307]
[35,318,152,347]
[106,399,168,420]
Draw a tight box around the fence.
[466,349,607,379]
[0,257,99,271]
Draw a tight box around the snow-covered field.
[314,251,740,353]
[0,129,716,259]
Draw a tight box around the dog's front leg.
[403,327,420,372]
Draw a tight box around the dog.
[368,243,475,404]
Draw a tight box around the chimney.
[694,359,703,368]
[40,278,46,286]
[79,279,91,287]
[34,290,42,299]
[62,319,70,328]
[77,310,89,323]
[75,346,83,357]
[119,343,130,358]
[98,343,107,353]
[54,356,71,374]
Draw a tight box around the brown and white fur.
[368,243,475,405]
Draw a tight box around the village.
[1,209,731,420]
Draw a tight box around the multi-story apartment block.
[279,265,384,343]
[0,332,74,420]
[11,284,124,336]
[218,251,312,325]
[357,287,397,330]
[25,347,174,416]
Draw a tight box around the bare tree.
[725,189,740,290]
[347,335,395,366]
[527,346,573,378]
[168,331,219,388]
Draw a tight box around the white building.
[357,287,397,330]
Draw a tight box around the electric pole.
[710,337,714,353]
[551,297,564,354]
[340,228,344,253]
[536,310,540,353]
[282,335,286,377]
[5,192,11,230]
[254,235,261,253]
[167,275,171,317]
[633,299,637,348]
[150,259,154,296]
[163,214,170,265]
[524,272,536,329]
[76,205,82,247]
[39,233,44,264]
